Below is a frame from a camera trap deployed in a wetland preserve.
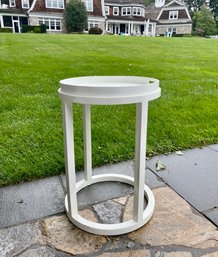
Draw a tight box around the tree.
[184,0,205,12]
[64,0,88,33]
[209,0,218,18]
[193,5,217,36]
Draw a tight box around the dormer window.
[169,11,178,19]
[22,0,29,8]
[113,7,119,16]
[84,0,93,12]
[9,0,16,7]
[122,7,131,16]
[105,6,109,15]
[133,7,141,16]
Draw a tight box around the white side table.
[59,76,161,235]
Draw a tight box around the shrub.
[89,27,103,35]
[40,24,47,33]
[0,28,13,33]
[22,25,46,33]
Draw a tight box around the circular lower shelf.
[65,174,155,236]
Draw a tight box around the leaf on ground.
[175,150,183,156]
[156,160,167,171]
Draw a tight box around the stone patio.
[1,186,217,257]
[0,145,218,256]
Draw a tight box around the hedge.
[0,28,13,33]
[22,24,47,33]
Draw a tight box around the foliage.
[22,24,46,33]
[0,28,13,33]
[0,34,218,186]
[64,0,87,33]
[89,27,103,34]
[193,5,217,36]
[184,0,205,12]
[209,0,218,18]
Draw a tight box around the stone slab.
[0,176,64,228]
[60,160,164,208]
[99,249,151,257]
[43,215,107,255]
[0,221,43,257]
[128,187,218,248]
[208,144,218,152]
[146,147,218,214]
[204,209,218,226]
[19,246,58,257]
[93,200,123,224]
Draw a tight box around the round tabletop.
[59,76,161,105]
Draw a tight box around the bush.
[22,25,46,33]
[40,24,47,33]
[0,28,13,33]
[89,27,103,35]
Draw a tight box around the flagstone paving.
[0,145,218,256]
[1,186,217,257]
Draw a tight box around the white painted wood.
[59,76,160,105]
[59,76,160,235]
[62,100,78,216]
[65,174,155,235]
[83,104,92,182]
[134,102,148,222]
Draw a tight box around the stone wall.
[29,17,38,26]
[156,23,192,35]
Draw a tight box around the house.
[0,0,30,33]
[0,0,192,35]
[27,0,65,32]
[104,0,156,36]
[155,0,192,36]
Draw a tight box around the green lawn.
[0,34,218,187]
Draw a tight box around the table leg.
[62,100,78,216]
[83,104,92,182]
[134,102,148,222]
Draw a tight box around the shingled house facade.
[0,0,192,35]
[104,0,156,36]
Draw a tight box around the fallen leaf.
[175,150,183,156]
[156,160,167,171]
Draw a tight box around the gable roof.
[164,0,185,8]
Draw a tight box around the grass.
[0,34,218,187]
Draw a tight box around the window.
[85,21,99,31]
[105,6,109,15]
[133,7,141,16]
[122,7,131,16]
[38,18,62,31]
[113,7,119,16]
[3,16,12,27]
[9,0,16,7]
[84,0,93,12]
[169,11,178,19]
[46,0,64,9]
[22,0,29,8]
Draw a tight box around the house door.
[140,25,144,35]
[13,20,20,33]
[120,24,125,34]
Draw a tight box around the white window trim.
[38,17,62,31]
[105,6,109,15]
[45,0,64,9]
[22,0,29,9]
[169,11,178,20]
[122,7,131,16]
[84,0,93,12]
[133,7,141,16]
[9,0,16,7]
[113,7,119,16]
